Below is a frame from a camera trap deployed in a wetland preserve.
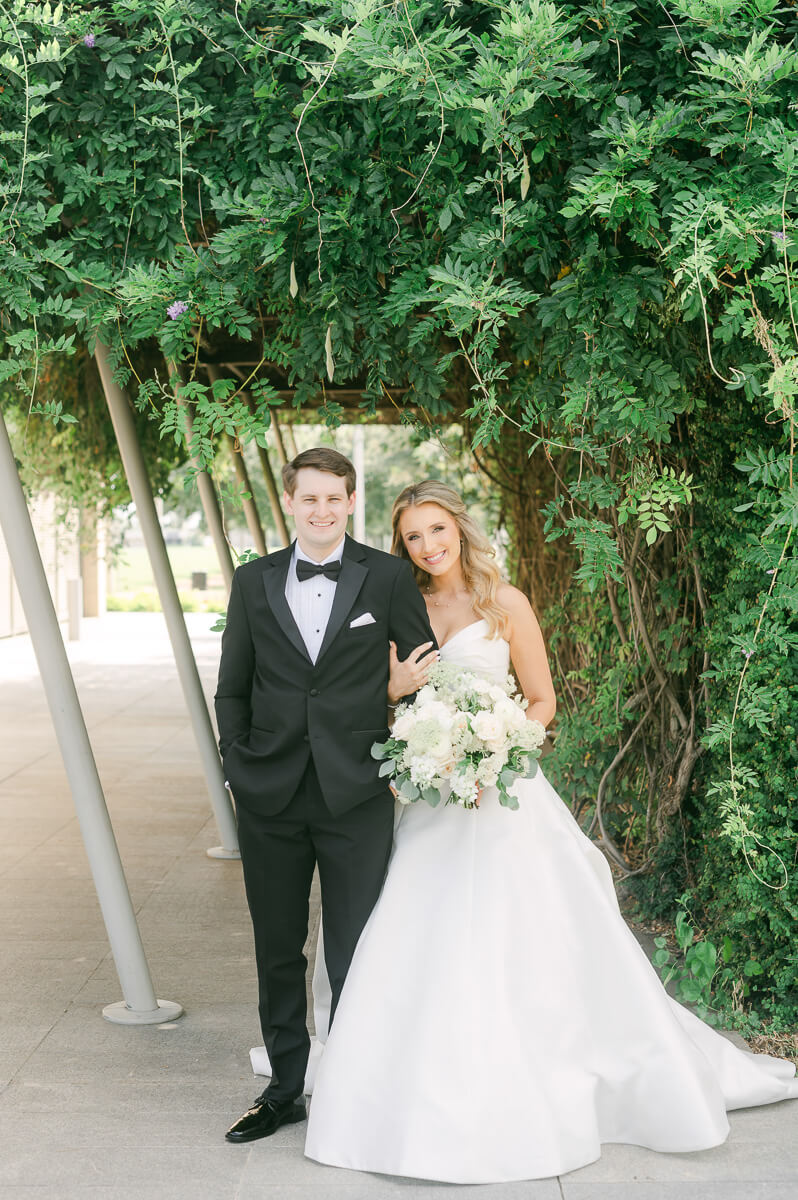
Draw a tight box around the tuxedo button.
[303,734,309,742]
[309,688,319,697]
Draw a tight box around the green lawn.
[110,544,232,590]
[107,544,236,613]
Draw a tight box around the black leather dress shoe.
[225,1093,307,1143]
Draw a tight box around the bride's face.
[398,503,461,576]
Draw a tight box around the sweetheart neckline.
[438,618,488,650]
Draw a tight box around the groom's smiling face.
[284,467,356,560]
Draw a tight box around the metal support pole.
[272,419,288,467]
[225,433,267,556]
[352,425,366,543]
[167,360,235,592]
[245,394,290,546]
[0,409,183,1025]
[67,577,82,641]
[255,437,291,546]
[80,504,107,618]
[94,342,239,859]
[220,365,291,544]
[283,423,298,460]
[205,366,267,557]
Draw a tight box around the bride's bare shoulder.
[496,584,541,636]
[496,583,534,614]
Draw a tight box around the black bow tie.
[296,558,342,583]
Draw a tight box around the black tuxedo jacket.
[214,535,436,816]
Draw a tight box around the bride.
[299,480,798,1183]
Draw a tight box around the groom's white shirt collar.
[292,538,345,567]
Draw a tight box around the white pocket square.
[350,612,376,628]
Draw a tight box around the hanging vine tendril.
[388,1,447,247]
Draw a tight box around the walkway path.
[1,614,795,1199]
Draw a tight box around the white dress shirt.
[285,540,345,663]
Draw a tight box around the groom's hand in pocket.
[388,640,438,705]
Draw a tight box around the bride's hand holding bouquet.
[373,660,546,810]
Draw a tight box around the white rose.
[413,699,455,729]
[471,710,501,742]
[429,740,454,769]
[450,711,469,737]
[391,710,416,741]
[470,711,507,753]
[493,696,524,731]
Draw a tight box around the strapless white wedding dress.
[295,621,798,1182]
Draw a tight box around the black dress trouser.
[235,759,394,1103]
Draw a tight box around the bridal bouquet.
[371,662,546,810]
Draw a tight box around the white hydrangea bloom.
[409,755,438,787]
[476,752,504,787]
[516,719,547,751]
[450,766,478,801]
[405,719,452,769]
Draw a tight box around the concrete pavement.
[1,613,796,1200]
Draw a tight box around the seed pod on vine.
[520,153,531,202]
[325,324,334,382]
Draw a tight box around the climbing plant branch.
[389,0,447,246]
[156,12,198,260]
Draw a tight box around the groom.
[215,446,436,1142]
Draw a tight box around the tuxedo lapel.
[261,545,312,664]
[316,537,368,663]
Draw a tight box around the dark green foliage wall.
[689,392,797,1022]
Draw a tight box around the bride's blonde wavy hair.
[390,480,509,639]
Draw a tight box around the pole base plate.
[206,845,241,860]
[102,999,184,1025]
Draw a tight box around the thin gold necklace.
[425,586,469,609]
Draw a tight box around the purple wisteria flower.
[167,300,189,321]
[771,230,787,243]
[83,33,96,48]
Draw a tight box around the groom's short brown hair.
[282,446,357,497]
